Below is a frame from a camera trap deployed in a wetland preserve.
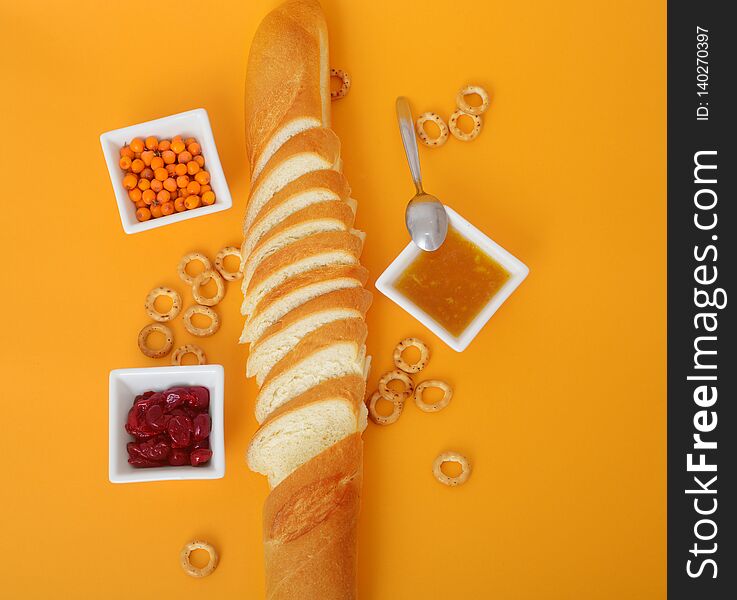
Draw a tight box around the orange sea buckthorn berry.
[161,201,175,216]
[177,151,192,164]
[199,184,212,194]
[184,195,201,210]
[176,175,190,188]
[130,138,145,153]
[201,190,216,206]
[166,164,177,176]
[135,199,147,209]
[154,167,168,181]
[128,188,142,203]
[120,146,135,159]
[163,177,177,192]
[161,150,176,165]
[194,155,205,168]
[137,178,151,191]
[140,150,155,166]
[178,188,188,198]
[187,142,201,156]
[151,180,163,193]
[130,159,145,174]
[184,137,196,146]
[174,163,187,176]
[142,189,156,204]
[136,206,152,221]
[172,134,183,144]
[186,160,200,175]
[145,136,158,150]
[171,139,185,153]
[158,139,171,151]
[186,181,201,196]
[150,204,163,218]
[119,156,132,170]
[194,171,210,185]
[156,189,171,204]
[122,173,138,190]
[174,197,187,212]
[140,167,154,180]
[150,156,164,170]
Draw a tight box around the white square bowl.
[109,365,225,483]
[375,206,529,352]
[100,108,232,234]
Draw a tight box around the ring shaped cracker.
[180,540,219,578]
[393,337,430,373]
[414,380,453,413]
[368,390,404,426]
[448,109,482,142]
[330,68,351,100]
[192,270,225,306]
[182,305,220,337]
[171,344,207,366]
[177,252,212,286]
[456,85,490,116]
[137,323,174,358]
[415,112,449,147]
[144,287,182,322]
[378,369,414,402]
[433,451,472,486]
[215,246,243,281]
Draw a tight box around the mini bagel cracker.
[215,246,243,281]
[448,109,482,142]
[330,68,351,100]
[177,252,212,286]
[415,112,449,147]
[144,287,182,322]
[367,390,404,426]
[433,451,472,486]
[192,270,225,306]
[414,379,453,413]
[137,323,174,358]
[180,540,218,578]
[182,305,220,337]
[171,344,207,366]
[456,85,490,116]
[393,337,430,373]
[378,369,414,402]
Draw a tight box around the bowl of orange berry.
[100,109,232,234]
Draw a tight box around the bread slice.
[242,231,364,316]
[244,128,340,230]
[247,376,366,488]
[263,433,362,600]
[254,319,368,423]
[240,265,369,343]
[248,288,373,385]
[245,0,330,182]
[242,200,356,291]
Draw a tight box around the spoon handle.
[395,97,423,194]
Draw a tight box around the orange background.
[0,0,666,598]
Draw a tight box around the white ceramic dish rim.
[375,205,529,352]
[99,108,232,234]
[109,364,225,483]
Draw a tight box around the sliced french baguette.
[242,230,364,316]
[263,433,362,600]
[242,200,356,290]
[242,169,352,252]
[248,288,373,385]
[240,265,369,343]
[247,375,366,488]
[245,0,330,182]
[254,318,368,423]
[244,128,340,231]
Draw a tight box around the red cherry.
[167,415,192,448]
[192,438,210,451]
[168,449,189,466]
[193,413,211,441]
[190,448,212,466]
[188,386,210,410]
[144,404,167,432]
[138,440,171,461]
[128,457,163,468]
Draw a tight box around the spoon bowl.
[396,97,448,251]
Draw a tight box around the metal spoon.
[395,96,449,251]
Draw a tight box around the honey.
[394,227,510,336]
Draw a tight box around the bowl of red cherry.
[108,364,225,483]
